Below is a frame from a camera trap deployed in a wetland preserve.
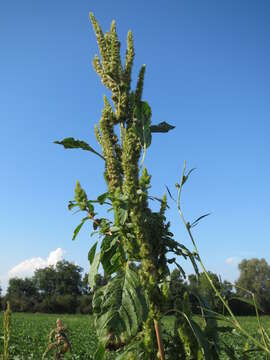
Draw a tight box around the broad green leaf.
[72,217,89,241]
[100,235,121,274]
[54,137,104,160]
[150,121,175,133]
[93,264,148,345]
[88,252,101,288]
[88,241,98,265]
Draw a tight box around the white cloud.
[225,256,240,266]
[8,248,65,279]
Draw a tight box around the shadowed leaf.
[191,213,211,228]
[150,121,175,133]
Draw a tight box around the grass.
[0,313,98,359]
[0,313,270,359]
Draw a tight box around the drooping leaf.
[178,313,213,360]
[88,241,98,265]
[97,192,109,204]
[68,201,78,211]
[88,252,101,288]
[150,121,175,133]
[72,217,89,241]
[93,263,148,345]
[165,185,176,201]
[148,196,170,208]
[190,213,211,228]
[54,137,104,160]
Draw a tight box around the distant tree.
[33,260,83,297]
[81,273,91,295]
[34,265,58,297]
[0,285,2,310]
[188,272,233,314]
[33,260,83,313]
[169,268,188,310]
[6,277,38,312]
[235,258,270,314]
[55,260,83,296]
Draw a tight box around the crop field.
[0,313,270,359]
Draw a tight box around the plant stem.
[154,319,165,360]
[176,160,270,355]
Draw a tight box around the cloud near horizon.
[225,256,240,266]
[8,248,65,279]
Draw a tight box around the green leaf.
[110,226,120,233]
[150,121,175,133]
[116,337,147,359]
[97,192,109,204]
[118,207,128,225]
[93,264,148,344]
[68,201,78,210]
[179,313,213,360]
[94,341,106,360]
[134,101,152,148]
[88,252,101,288]
[54,137,104,160]
[181,167,196,186]
[191,213,211,228]
[99,234,121,275]
[88,241,98,265]
[72,217,89,241]
[86,201,94,213]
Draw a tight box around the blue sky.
[1,0,269,290]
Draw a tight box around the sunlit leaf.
[88,252,101,288]
[54,137,104,160]
[72,217,89,241]
[88,241,98,265]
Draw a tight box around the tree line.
[1,258,270,315]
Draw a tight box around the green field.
[0,313,270,359]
